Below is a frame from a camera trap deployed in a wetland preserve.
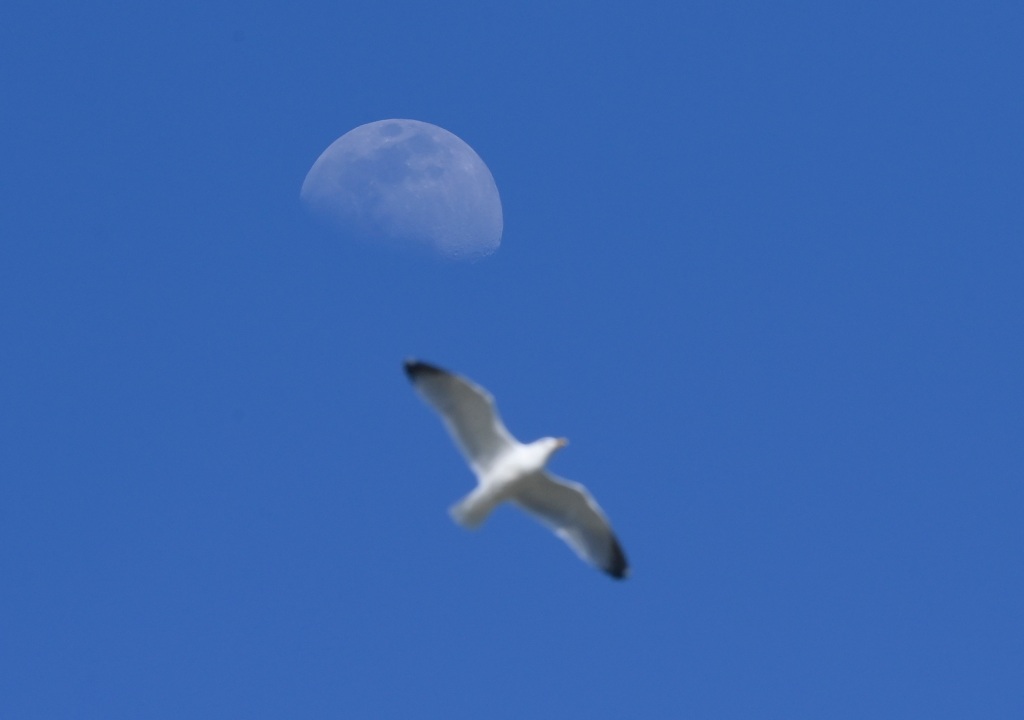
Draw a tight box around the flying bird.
[404,359,629,579]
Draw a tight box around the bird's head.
[545,436,569,457]
[525,436,569,470]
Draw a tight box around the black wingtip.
[403,358,448,380]
[605,537,630,580]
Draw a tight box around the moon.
[301,119,503,260]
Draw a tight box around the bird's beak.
[556,437,569,449]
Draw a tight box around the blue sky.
[2,1,1022,717]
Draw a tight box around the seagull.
[404,359,629,579]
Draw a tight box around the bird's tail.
[449,485,502,529]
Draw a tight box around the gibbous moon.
[301,119,503,260]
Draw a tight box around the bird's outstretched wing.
[512,472,630,579]
[404,359,517,476]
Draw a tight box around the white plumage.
[404,359,629,579]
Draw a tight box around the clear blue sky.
[2,2,1022,717]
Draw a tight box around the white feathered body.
[450,438,563,528]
